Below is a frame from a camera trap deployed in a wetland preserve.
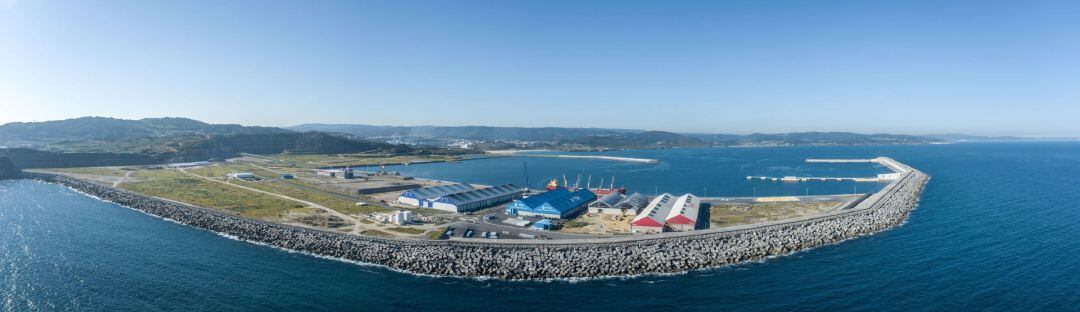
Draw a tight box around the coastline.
[17,162,928,280]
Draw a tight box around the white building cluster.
[390,210,414,225]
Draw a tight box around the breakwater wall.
[26,167,928,280]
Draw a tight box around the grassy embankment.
[44,167,132,176]
[387,227,426,235]
[425,227,447,240]
[361,229,392,237]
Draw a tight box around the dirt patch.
[709,201,840,228]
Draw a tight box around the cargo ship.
[543,176,626,196]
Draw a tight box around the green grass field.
[361,229,391,237]
[387,227,426,235]
[44,167,131,177]
[228,178,393,215]
[187,163,401,215]
[264,154,457,169]
[122,170,305,219]
[425,227,447,240]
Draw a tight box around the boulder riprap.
[25,170,928,280]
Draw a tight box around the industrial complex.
[30,154,929,279]
[40,151,913,247]
[397,183,523,213]
[505,188,597,219]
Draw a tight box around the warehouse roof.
[512,188,596,215]
[515,188,571,208]
[632,193,675,227]
[400,183,475,200]
[621,192,649,210]
[594,192,626,208]
[441,184,520,204]
[665,194,700,225]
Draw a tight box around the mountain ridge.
[0,116,291,146]
[289,123,943,146]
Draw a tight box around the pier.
[750,157,910,183]
[746,176,882,182]
[515,154,659,163]
[807,157,913,173]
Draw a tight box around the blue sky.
[1,1,1078,136]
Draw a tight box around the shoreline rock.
[22,170,929,280]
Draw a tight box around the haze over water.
[2,143,1079,311]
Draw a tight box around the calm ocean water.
[2,143,1079,311]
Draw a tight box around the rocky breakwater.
[28,169,929,280]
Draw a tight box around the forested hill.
[291,123,942,146]
[288,124,639,141]
[0,117,290,146]
[0,131,465,169]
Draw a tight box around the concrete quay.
[23,159,929,280]
[518,154,660,163]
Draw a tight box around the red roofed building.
[664,194,701,232]
[631,193,675,234]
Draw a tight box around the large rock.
[0,156,20,179]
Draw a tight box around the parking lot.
[443,209,611,241]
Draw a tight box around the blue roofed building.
[398,183,523,213]
[532,219,554,230]
[505,188,597,219]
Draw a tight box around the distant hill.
[0,118,959,163]
[167,132,417,161]
[689,132,941,146]
[289,124,639,141]
[0,117,477,168]
[0,117,291,146]
[923,133,1078,142]
[291,124,941,147]
[0,131,467,169]
[565,131,710,149]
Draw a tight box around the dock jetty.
[487,150,659,164]
[510,154,659,164]
[23,157,928,280]
[749,157,910,183]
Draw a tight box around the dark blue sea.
[3,143,1079,311]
